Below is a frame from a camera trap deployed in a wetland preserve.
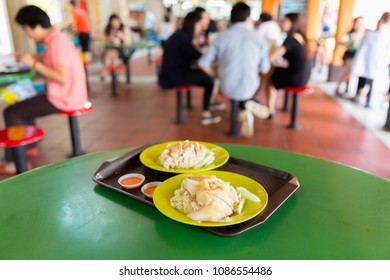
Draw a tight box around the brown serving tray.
[92,144,300,237]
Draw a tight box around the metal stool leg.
[227,100,240,137]
[287,94,300,129]
[186,89,192,109]
[385,101,390,131]
[282,92,289,111]
[68,116,84,157]
[147,47,152,64]
[11,146,27,174]
[125,60,131,84]
[111,70,118,97]
[175,89,183,124]
[84,65,90,93]
[125,50,134,84]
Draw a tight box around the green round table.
[0,71,35,85]
[0,144,389,260]
[98,40,157,85]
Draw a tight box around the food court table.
[100,40,157,84]
[0,144,389,260]
[0,71,35,85]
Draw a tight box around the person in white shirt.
[351,12,390,107]
[158,14,175,48]
[257,13,283,48]
[144,10,158,42]
[255,13,283,115]
[198,3,271,137]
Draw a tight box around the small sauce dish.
[141,181,161,199]
[118,173,145,189]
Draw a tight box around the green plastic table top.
[98,40,157,49]
[0,144,389,260]
[0,71,35,85]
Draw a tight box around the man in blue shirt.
[198,2,271,137]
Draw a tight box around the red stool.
[0,125,44,174]
[104,65,124,97]
[282,86,314,129]
[61,102,93,157]
[175,85,193,124]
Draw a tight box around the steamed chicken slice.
[187,204,230,222]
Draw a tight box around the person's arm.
[180,34,202,60]
[117,29,131,45]
[269,45,287,64]
[198,41,218,77]
[338,33,352,46]
[17,52,70,85]
[258,41,271,75]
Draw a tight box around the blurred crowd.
[1,1,389,174]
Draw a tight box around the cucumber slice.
[236,187,260,202]
[237,198,246,214]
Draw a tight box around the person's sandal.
[245,100,270,119]
[209,102,227,110]
[239,110,254,138]
[201,115,222,125]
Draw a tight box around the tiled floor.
[1,53,390,181]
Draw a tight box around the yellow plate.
[140,141,229,173]
[153,171,268,227]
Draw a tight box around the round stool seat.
[104,65,124,72]
[154,56,162,64]
[176,85,194,91]
[83,61,93,67]
[61,102,92,157]
[0,125,44,148]
[283,86,314,94]
[62,102,93,116]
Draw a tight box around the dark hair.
[284,13,311,58]
[381,12,390,23]
[181,12,201,39]
[231,2,251,23]
[69,0,77,7]
[194,7,206,16]
[259,12,272,23]
[164,14,170,23]
[285,13,306,38]
[104,14,124,37]
[15,5,51,28]
[349,16,363,33]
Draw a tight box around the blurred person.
[175,17,184,30]
[335,17,365,96]
[67,0,92,62]
[206,18,218,38]
[159,12,221,125]
[101,14,131,79]
[198,2,271,137]
[0,5,88,174]
[255,12,283,113]
[144,10,158,42]
[267,13,312,118]
[352,12,390,107]
[385,65,390,107]
[193,7,210,47]
[158,14,175,49]
[257,12,283,47]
